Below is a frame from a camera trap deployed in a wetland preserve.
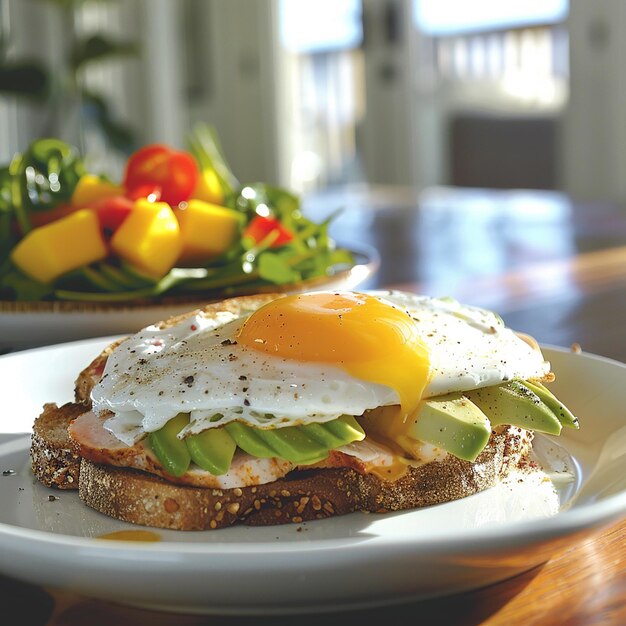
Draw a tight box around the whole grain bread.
[78,425,532,530]
[31,399,535,529]
[31,402,84,489]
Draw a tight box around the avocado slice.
[523,380,579,429]
[466,381,562,436]
[299,422,346,448]
[407,393,493,462]
[224,422,277,458]
[302,415,365,448]
[148,413,191,477]
[254,427,329,463]
[186,427,237,475]
[224,417,365,465]
[324,415,366,443]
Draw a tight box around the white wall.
[361,0,424,187]
[185,0,285,186]
[0,0,57,162]
[562,0,626,203]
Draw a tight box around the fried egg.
[91,291,550,446]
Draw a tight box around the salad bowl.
[0,128,377,348]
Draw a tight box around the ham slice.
[68,411,294,489]
[68,411,398,490]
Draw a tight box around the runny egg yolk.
[237,292,431,419]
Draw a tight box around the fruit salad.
[0,126,353,303]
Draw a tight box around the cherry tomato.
[126,184,162,202]
[243,215,293,248]
[92,196,134,237]
[123,144,199,206]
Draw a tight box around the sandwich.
[31,290,579,530]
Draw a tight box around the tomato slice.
[92,196,134,237]
[123,144,199,206]
[243,215,294,247]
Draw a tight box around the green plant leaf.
[257,252,301,285]
[71,34,138,71]
[234,183,301,223]
[0,61,49,99]
[188,123,239,200]
[2,138,85,235]
[53,269,188,302]
[0,167,11,213]
[0,266,54,301]
[0,209,17,266]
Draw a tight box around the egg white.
[91,291,550,445]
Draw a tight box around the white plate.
[0,245,379,350]
[0,342,625,615]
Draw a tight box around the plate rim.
[0,344,624,557]
[1,342,625,614]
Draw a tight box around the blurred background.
[3,1,626,359]
[2,0,621,203]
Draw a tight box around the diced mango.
[175,199,241,265]
[192,169,224,205]
[71,174,124,208]
[111,199,182,278]
[11,209,108,283]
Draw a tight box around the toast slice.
[31,402,85,489]
[31,400,533,529]
[78,425,532,530]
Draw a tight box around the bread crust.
[74,339,123,405]
[31,402,85,489]
[78,426,533,530]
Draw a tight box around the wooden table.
[1,186,625,624]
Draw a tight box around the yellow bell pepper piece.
[10,209,107,284]
[175,199,241,265]
[192,169,224,205]
[111,199,182,278]
[71,174,124,208]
